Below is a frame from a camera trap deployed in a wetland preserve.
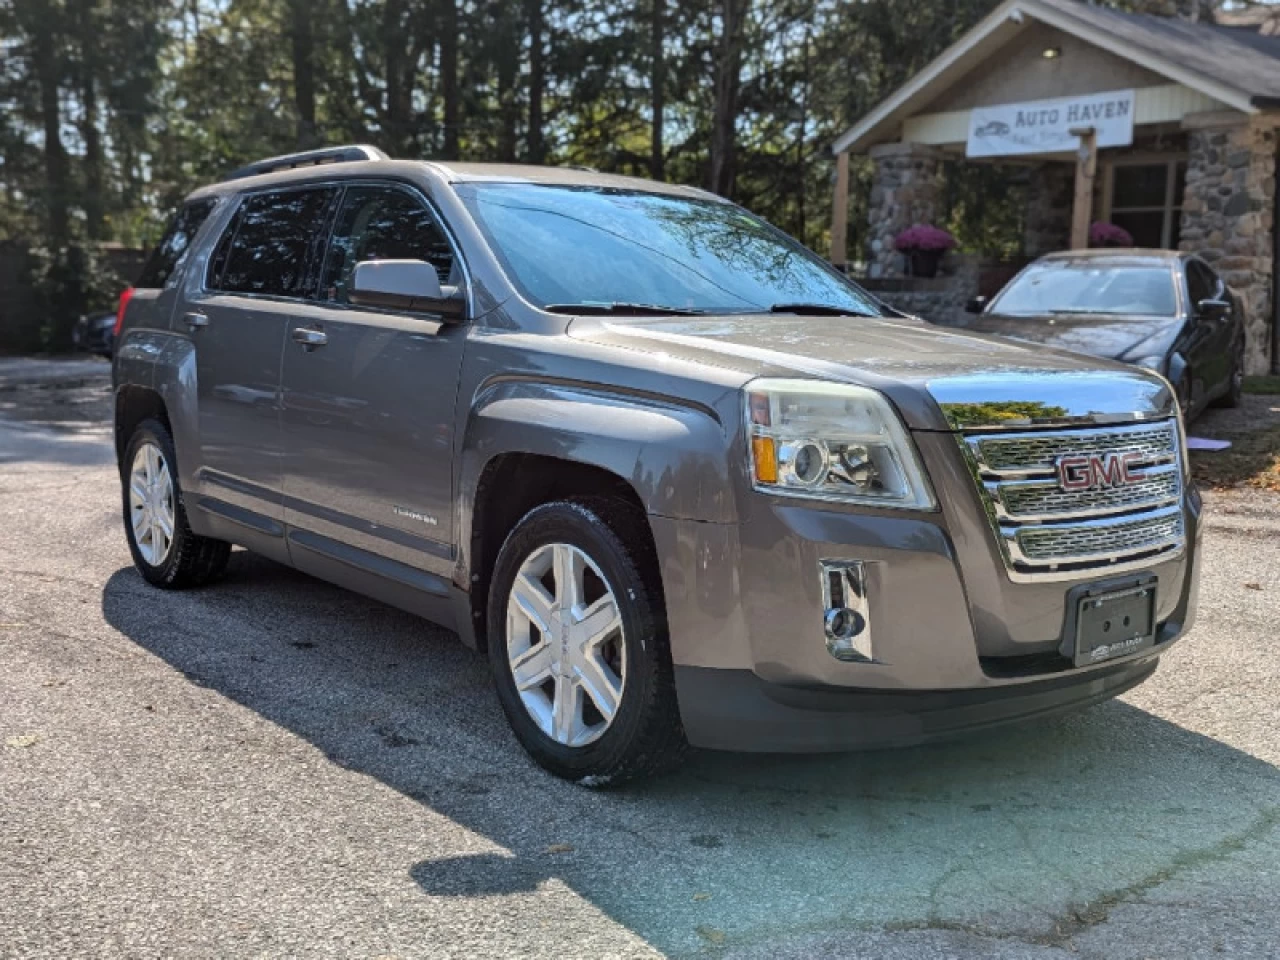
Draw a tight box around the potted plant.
[893,225,956,278]
[1089,221,1134,248]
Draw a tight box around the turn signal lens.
[751,435,778,484]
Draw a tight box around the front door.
[186,185,339,532]
[279,182,467,579]
[1184,258,1233,406]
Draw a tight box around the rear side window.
[212,187,337,297]
[320,185,455,303]
[136,199,216,289]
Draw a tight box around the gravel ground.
[1,359,1278,959]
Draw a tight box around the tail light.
[114,286,136,337]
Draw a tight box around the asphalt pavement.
[2,358,1278,959]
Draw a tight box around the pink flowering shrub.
[893,224,956,253]
[1089,221,1133,248]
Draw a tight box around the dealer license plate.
[1072,582,1157,667]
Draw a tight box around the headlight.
[1133,355,1165,373]
[745,378,936,509]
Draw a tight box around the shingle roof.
[1038,0,1280,103]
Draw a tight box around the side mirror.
[1196,298,1230,322]
[349,259,467,322]
[965,295,988,315]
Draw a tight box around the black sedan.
[71,310,116,358]
[962,249,1245,419]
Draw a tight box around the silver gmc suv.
[113,145,1202,784]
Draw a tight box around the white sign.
[966,89,1135,158]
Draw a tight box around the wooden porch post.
[830,150,850,269]
[1069,126,1097,250]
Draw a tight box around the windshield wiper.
[544,302,707,316]
[768,303,878,317]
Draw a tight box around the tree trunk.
[526,0,544,163]
[74,0,104,240]
[440,0,460,159]
[793,24,810,241]
[383,0,407,152]
[290,0,318,147]
[496,2,519,162]
[31,10,70,245]
[709,0,745,198]
[649,0,664,180]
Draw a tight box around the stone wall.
[1180,116,1277,374]
[1023,162,1073,258]
[865,143,944,278]
[862,254,981,327]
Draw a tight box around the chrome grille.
[1016,508,1184,563]
[961,420,1186,582]
[975,423,1176,473]
[995,464,1180,520]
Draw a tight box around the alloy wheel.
[505,542,626,748]
[129,441,176,566]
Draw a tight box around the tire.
[121,418,230,588]
[486,497,687,785]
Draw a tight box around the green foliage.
[22,244,126,352]
[0,0,1235,337]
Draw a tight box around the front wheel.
[487,498,687,785]
[121,418,230,588]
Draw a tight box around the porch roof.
[833,0,1280,156]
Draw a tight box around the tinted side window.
[321,185,455,303]
[215,188,337,297]
[1186,260,1218,307]
[136,199,217,289]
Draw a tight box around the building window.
[1104,158,1187,249]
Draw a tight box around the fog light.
[820,560,873,662]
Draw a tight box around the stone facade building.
[830,0,1280,373]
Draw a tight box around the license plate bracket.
[1063,577,1158,668]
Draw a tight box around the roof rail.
[222,144,389,182]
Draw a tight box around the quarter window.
[212,187,337,297]
[321,185,455,304]
[136,199,217,289]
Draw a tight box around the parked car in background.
[961,250,1245,419]
[72,310,116,358]
[113,146,1202,784]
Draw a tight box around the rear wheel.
[122,419,230,588]
[487,497,687,785]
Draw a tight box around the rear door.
[279,181,468,580]
[125,198,219,334]
[184,185,340,534]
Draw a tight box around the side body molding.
[457,378,737,567]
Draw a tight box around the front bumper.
[673,657,1158,752]
[649,478,1202,752]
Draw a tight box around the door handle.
[291,326,328,348]
[183,312,209,329]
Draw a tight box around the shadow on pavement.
[101,552,1280,956]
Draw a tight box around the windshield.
[990,262,1178,317]
[455,183,882,316]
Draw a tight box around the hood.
[965,311,1182,361]
[570,313,1176,431]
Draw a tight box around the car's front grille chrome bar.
[960,419,1187,582]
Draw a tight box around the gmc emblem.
[1056,452,1144,492]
